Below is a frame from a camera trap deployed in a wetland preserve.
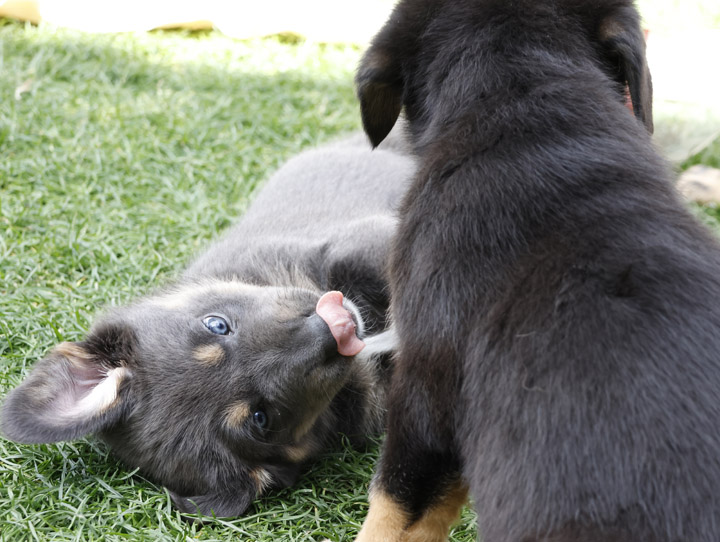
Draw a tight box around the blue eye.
[253,410,268,429]
[203,316,230,335]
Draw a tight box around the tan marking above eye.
[224,401,251,428]
[285,439,316,463]
[193,344,225,366]
[293,410,324,442]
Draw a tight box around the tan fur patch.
[356,481,468,542]
[285,439,316,463]
[405,481,468,542]
[355,490,409,542]
[224,401,251,428]
[193,344,225,366]
[250,468,274,495]
[598,16,624,42]
[292,408,325,442]
[54,342,94,362]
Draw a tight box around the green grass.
[1,15,719,542]
[0,21,480,542]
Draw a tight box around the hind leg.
[355,355,468,542]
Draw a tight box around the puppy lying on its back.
[352,0,720,541]
[1,132,413,518]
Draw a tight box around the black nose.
[306,313,340,359]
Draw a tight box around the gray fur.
[1,132,414,518]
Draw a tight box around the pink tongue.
[316,291,365,356]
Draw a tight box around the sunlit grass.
[0,21,394,542]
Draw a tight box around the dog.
[350,0,720,541]
[1,132,413,518]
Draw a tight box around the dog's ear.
[169,470,273,519]
[170,464,300,518]
[1,324,134,444]
[356,44,404,148]
[170,486,256,519]
[598,6,653,132]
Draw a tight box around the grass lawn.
[0,21,479,542]
[0,14,719,542]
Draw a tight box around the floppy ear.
[356,44,404,148]
[170,464,300,518]
[598,6,653,133]
[170,486,256,519]
[1,324,134,444]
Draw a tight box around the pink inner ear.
[624,86,633,113]
[70,363,109,394]
[624,29,649,115]
[55,360,128,421]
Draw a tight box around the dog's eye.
[203,315,231,335]
[253,410,268,430]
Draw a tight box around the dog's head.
[357,0,653,147]
[1,280,367,517]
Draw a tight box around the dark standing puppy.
[352,0,720,541]
[1,133,413,518]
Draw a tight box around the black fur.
[357,0,719,541]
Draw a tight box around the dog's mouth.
[315,291,365,356]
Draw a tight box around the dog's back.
[353,1,720,541]
[186,138,411,332]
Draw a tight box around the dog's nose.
[306,312,344,359]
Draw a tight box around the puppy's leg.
[355,354,467,542]
[357,479,468,542]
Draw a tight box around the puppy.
[353,0,720,541]
[1,133,413,518]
